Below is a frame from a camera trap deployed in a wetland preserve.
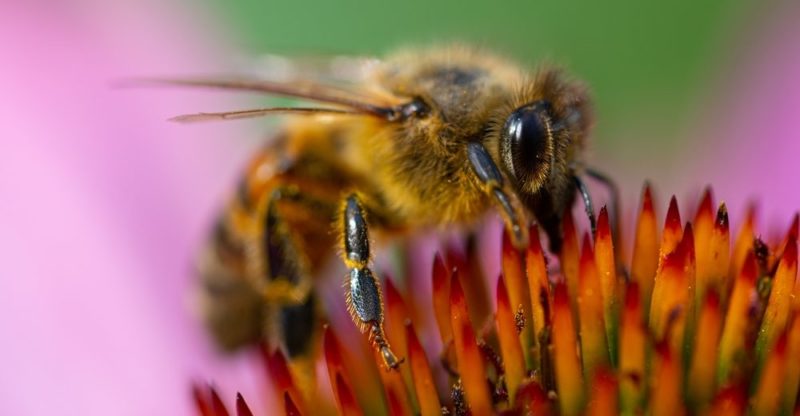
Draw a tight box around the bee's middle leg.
[250,186,334,357]
[338,193,402,369]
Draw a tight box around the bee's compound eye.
[501,100,550,183]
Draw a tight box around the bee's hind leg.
[339,194,402,370]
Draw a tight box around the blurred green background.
[202,0,753,157]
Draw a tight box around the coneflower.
[194,185,799,415]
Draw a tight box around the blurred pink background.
[681,0,800,230]
[0,1,798,415]
[0,1,263,414]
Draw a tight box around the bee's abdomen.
[197,140,349,355]
[196,219,264,351]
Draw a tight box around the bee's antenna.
[117,77,399,119]
[168,107,361,123]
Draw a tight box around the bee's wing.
[234,53,390,106]
[168,107,362,123]
[119,54,406,122]
[116,55,407,121]
[246,53,381,86]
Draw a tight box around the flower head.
[197,185,799,415]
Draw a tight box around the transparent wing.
[246,53,381,85]
[118,53,408,122]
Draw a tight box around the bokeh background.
[2,0,798,414]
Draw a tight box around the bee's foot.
[379,345,404,370]
[371,323,403,370]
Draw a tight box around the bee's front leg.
[339,194,402,370]
[466,142,530,248]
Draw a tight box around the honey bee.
[147,46,617,370]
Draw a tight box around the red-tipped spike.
[688,290,722,409]
[683,223,697,272]
[676,223,696,350]
[718,253,757,384]
[753,331,789,415]
[693,188,714,266]
[619,283,645,414]
[552,281,584,415]
[502,227,530,315]
[385,384,410,416]
[708,204,730,303]
[334,372,363,416]
[756,240,797,361]
[461,238,492,328]
[708,384,746,416]
[695,188,714,221]
[405,323,441,416]
[649,343,682,416]
[789,214,799,240]
[586,368,618,416]
[235,393,254,416]
[579,234,609,379]
[730,204,757,280]
[450,274,492,415]
[561,210,580,318]
[649,225,692,345]
[385,278,410,361]
[264,349,304,415]
[782,315,800,412]
[384,278,416,407]
[378,362,413,416]
[502,227,534,365]
[496,275,526,403]
[323,328,345,376]
[594,207,618,352]
[449,270,468,328]
[209,386,230,416]
[776,214,800,262]
[192,383,214,416]
[284,391,303,416]
[324,328,362,415]
[515,380,552,415]
[694,189,714,299]
[631,184,659,318]
[431,253,452,344]
[661,196,683,260]
[526,224,550,373]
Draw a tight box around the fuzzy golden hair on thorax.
[360,46,592,232]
